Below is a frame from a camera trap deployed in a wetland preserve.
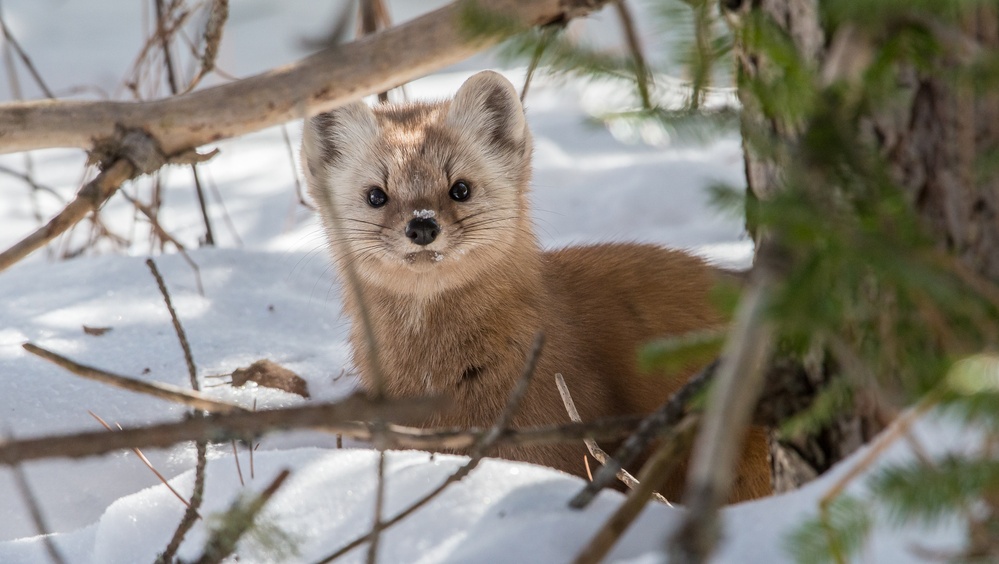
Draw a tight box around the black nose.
[405,218,439,246]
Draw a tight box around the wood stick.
[0,408,649,467]
[145,258,200,390]
[670,276,775,564]
[573,415,699,564]
[315,333,545,563]
[554,373,670,505]
[570,360,716,509]
[191,469,290,564]
[4,430,67,564]
[22,343,246,414]
[0,0,615,156]
[0,159,137,273]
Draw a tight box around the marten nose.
[405,218,439,246]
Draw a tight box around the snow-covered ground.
[0,1,970,562]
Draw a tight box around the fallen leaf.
[83,325,113,336]
[231,359,310,398]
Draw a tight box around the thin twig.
[154,0,180,94]
[613,0,651,109]
[158,439,208,563]
[319,184,387,400]
[520,26,555,103]
[367,449,387,564]
[0,0,55,98]
[315,333,545,564]
[88,411,196,512]
[819,393,939,507]
[671,276,775,564]
[181,0,229,94]
[280,124,313,210]
[4,431,67,564]
[232,440,245,486]
[359,0,390,104]
[555,373,669,505]
[149,246,212,562]
[573,415,700,564]
[570,360,716,509]
[250,399,257,479]
[0,163,67,201]
[0,405,645,468]
[154,0,216,246]
[191,469,290,564]
[0,159,138,273]
[146,258,200,390]
[23,343,244,413]
[121,191,205,295]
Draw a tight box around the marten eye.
[449,180,471,202]
[367,187,388,208]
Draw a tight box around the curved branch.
[0,159,136,272]
[0,0,613,156]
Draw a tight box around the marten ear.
[446,71,528,154]
[301,101,378,182]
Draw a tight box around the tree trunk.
[729,0,999,490]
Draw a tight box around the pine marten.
[301,71,770,502]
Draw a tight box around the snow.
[0,1,968,562]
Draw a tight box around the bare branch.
[120,191,204,295]
[4,431,67,564]
[570,359,716,509]
[190,469,290,564]
[88,411,196,513]
[316,333,545,563]
[22,342,245,414]
[573,415,699,564]
[0,1,55,99]
[146,258,200,389]
[554,373,669,504]
[158,439,208,563]
[670,275,775,564]
[0,159,138,272]
[182,0,230,94]
[0,0,616,156]
[613,0,651,109]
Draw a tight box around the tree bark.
[729,0,999,490]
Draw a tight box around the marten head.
[302,71,535,297]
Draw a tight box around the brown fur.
[301,71,771,502]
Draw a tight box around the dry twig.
[190,468,290,564]
[0,0,617,156]
[0,403,645,467]
[149,251,211,563]
[22,343,244,414]
[147,257,200,388]
[613,0,651,109]
[121,192,204,295]
[315,333,545,564]
[570,360,716,509]
[158,439,208,563]
[671,276,775,564]
[0,159,138,273]
[554,373,669,504]
[89,411,197,514]
[0,1,55,99]
[573,415,699,564]
[182,0,229,94]
[4,431,66,564]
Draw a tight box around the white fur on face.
[302,72,535,297]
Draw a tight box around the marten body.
[302,71,770,502]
